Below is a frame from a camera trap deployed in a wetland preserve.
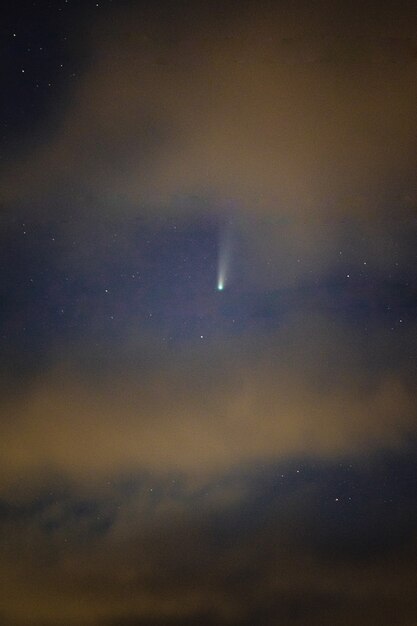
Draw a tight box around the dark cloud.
[1,459,417,625]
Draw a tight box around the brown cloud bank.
[1,316,415,488]
[2,0,416,216]
[1,462,417,626]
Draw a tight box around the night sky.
[1,1,417,625]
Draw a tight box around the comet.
[217,223,232,291]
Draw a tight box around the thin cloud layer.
[2,1,416,216]
[1,316,415,488]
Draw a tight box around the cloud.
[1,314,415,488]
[1,461,417,625]
[2,1,416,216]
